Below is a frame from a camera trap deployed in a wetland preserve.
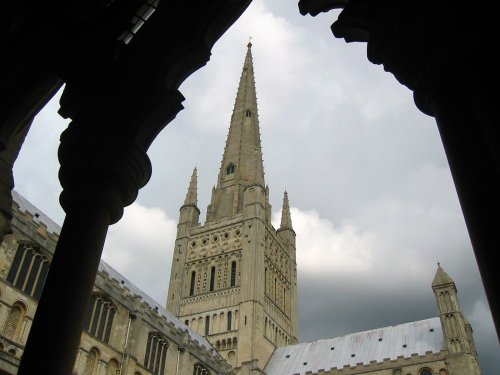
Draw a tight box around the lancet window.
[83,294,116,343]
[190,271,196,296]
[209,266,215,291]
[230,261,237,287]
[227,311,232,331]
[7,242,50,300]
[144,332,168,375]
[205,316,210,335]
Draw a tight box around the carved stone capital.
[58,122,152,224]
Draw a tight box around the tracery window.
[144,332,168,375]
[230,261,237,287]
[193,363,210,375]
[7,242,50,300]
[83,294,116,344]
[2,302,25,341]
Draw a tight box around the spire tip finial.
[247,36,253,48]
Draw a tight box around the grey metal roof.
[12,190,62,236]
[265,317,445,375]
[11,190,214,351]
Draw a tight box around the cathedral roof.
[12,190,61,236]
[265,317,445,375]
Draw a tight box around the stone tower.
[432,263,482,374]
[166,43,298,372]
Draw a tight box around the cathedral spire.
[207,43,267,222]
[183,167,198,207]
[217,41,264,188]
[279,191,293,230]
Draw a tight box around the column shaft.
[18,205,112,375]
[432,91,500,337]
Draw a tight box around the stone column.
[18,121,152,375]
[431,88,500,338]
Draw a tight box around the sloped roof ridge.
[12,190,62,236]
[299,317,441,345]
[265,317,445,375]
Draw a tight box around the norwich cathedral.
[0,44,482,375]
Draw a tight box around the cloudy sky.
[13,1,499,373]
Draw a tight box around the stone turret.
[166,168,200,314]
[178,168,200,236]
[277,191,295,246]
[277,190,298,336]
[432,263,481,374]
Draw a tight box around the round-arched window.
[419,368,433,375]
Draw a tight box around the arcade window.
[144,332,168,375]
[83,294,116,344]
[7,242,50,301]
